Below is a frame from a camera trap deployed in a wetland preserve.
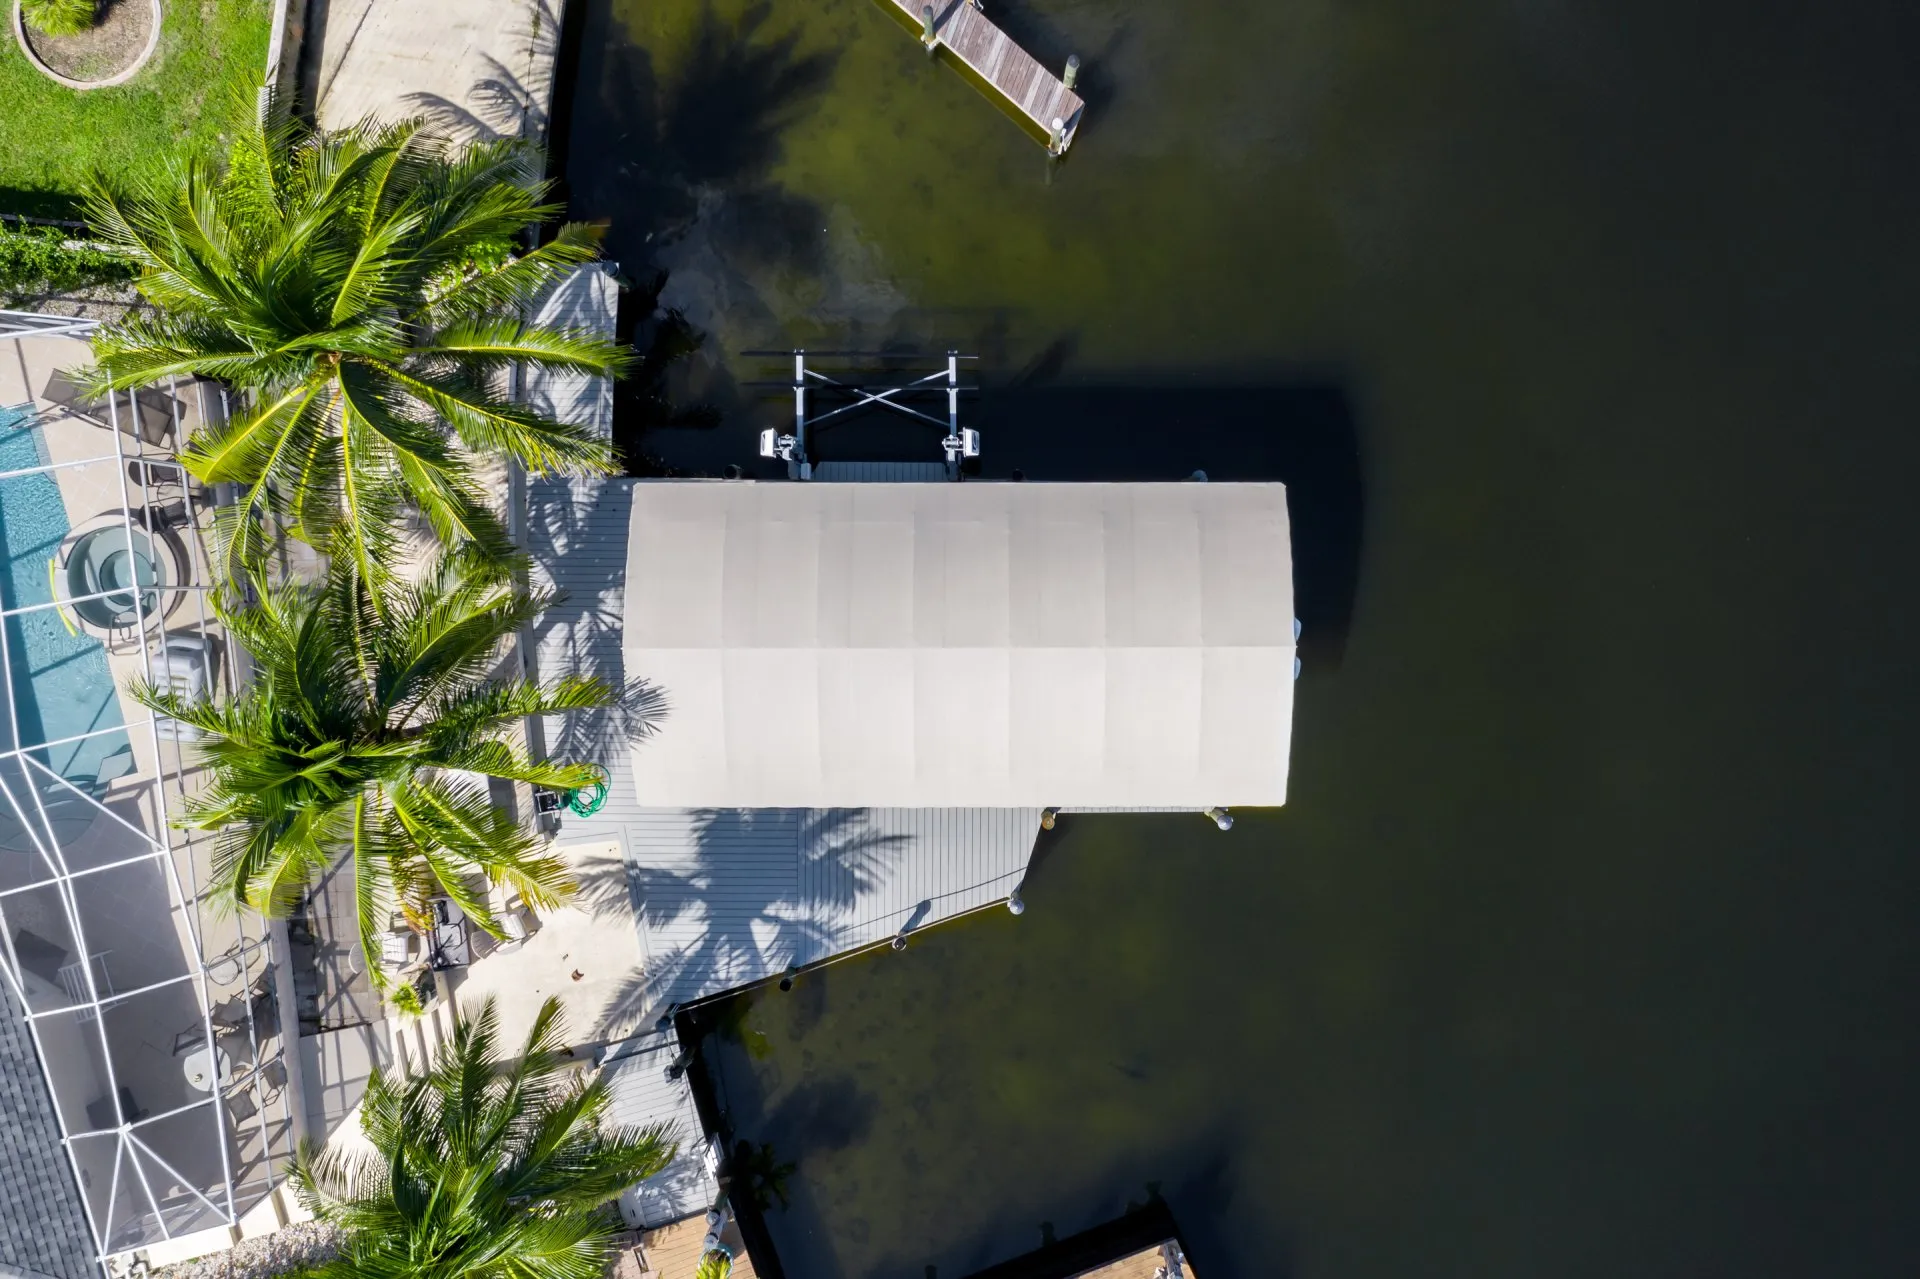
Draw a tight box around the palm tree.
[133,549,621,976]
[297,996,677,1279]
[82,90,630,583]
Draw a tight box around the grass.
[0,0,272,219]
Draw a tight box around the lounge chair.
[41,369,180,446]
[150,633,220,740]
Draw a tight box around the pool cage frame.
[0,310,297,1268]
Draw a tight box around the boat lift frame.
[745,349,980,480]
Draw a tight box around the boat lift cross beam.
[746,349,981,480]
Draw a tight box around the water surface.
[559,1,1920,1275]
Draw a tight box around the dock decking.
[889,0,1085,151]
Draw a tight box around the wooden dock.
[887,0,1086,152]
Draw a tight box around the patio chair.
[10,928,68,985]
[222,1083,259,1125]
[150,633,220,741]
[380,929,418,969]
[210,994,252,1035]
[39,368,98,418]
[252,1057,288,1105]
[426,897,471,968]
[488,889,538,954]
[85,1086,145,1130]
[127,457,190,488]
[41,369,179,446]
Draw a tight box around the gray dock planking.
[891,0,1085,150]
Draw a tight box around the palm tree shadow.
[663,3,838,191]
[543,1,843,470]
[581,808,912,1039]
[560,0,841,270]
[397,0,564,142]
[523,476,639,766]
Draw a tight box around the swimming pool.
[0,406,128,791]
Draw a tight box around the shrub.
[387,977,426,1018]
[21,0,96,38]
[0,222,133,299]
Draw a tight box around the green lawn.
[0,0,272,218]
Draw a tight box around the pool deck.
[431,835,651,1057]
[1,337,214,781]
[0,327,301,1266]
[0,333,266,1010]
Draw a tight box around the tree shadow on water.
[548,0,841,467]
[560,0,840,267]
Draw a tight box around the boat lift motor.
[758,428,802,463]
[941,427,981,465]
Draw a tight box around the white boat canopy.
[622,480,1295,808]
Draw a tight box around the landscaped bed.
[0,0,272,218]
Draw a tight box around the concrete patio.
[310,0,559,141]
[436,835,649,1056]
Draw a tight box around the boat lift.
[746,349,980,480]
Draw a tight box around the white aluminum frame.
[0,311,296,1267]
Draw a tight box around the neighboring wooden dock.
[887,0,1086,152]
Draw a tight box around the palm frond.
[378,361,615,477]
[143,557,608,932]
[180,376,333,484]
[423,673,622,742]
[420,222,604,324]
[420,315,635,379]
[298,997,676,1279]
[87,85,622,565]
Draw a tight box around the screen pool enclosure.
[0,311,296,1265]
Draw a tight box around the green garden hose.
[563,765,609,817]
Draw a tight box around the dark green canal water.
[557,0,1920,1274]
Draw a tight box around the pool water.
[0,407,129,790]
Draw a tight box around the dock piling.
[921,4,936,50]
[1064,54,1080,91]
[1047,117,1066,155]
